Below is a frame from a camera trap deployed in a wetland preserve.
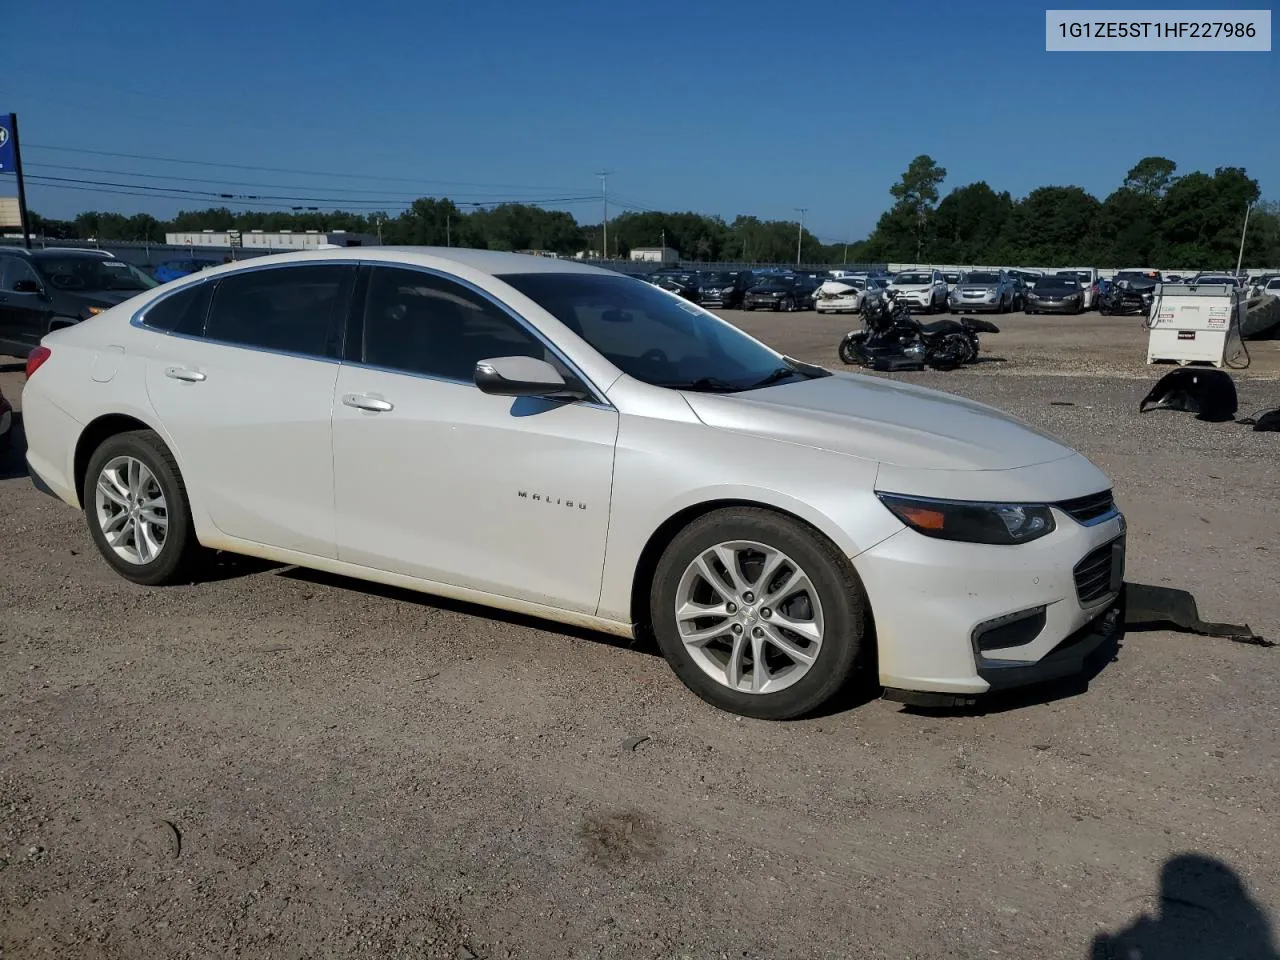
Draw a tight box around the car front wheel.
[650,507,870,719]
[83,429,203,586]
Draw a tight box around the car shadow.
[0,361,25,374]
[277,566,663,658]
[1090,853,1279,959]
[0,411,28,481]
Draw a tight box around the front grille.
[1057,490,1115,524]
[1074,539,1121,604]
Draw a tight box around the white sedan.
[22,249,1126,719]
[814,276,885,314]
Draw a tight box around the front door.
[0,256,54,353]
[332,265,618,615]
[143,264,355,559]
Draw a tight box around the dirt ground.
[2,310,1279,960]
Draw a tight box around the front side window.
[34,256,159,292]
[360,267,549,382]
[498,272,813,392]
[204,265,351,357]
[1,256,42,291]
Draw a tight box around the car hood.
[69,289,145,309]
[890,283,932,292]
[956,284,998,294]
[682,372,1078,471]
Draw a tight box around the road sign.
[0,115,14,171]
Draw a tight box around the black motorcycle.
[1098,280,1155,316]
[838,291,998,371]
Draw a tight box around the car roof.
[166,246,619,278]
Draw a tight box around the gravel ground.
[2,310,1279,960]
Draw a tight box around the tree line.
[25,155,1280,267]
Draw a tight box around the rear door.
[142,263,355,558]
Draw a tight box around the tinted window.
[964,272,1001,284]
[205,265,351,357]
[142,282,212,334]
[33,256,158,292]
[361,267,549,382]
[0,256,41,291]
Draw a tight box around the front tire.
[83,430,202,586]
[649,507,870,720]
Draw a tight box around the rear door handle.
[342,393,393,412]
[165,366,206,382]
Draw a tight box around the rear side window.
[205,265,352,358]
[141,282,212,334]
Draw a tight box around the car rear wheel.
[83,430,203,586]
[650,507,870,720]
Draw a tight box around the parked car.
[1189,273,1239,288]
[1007,269,1044,293]
[1247,273,1279,296]
[743,275,804,312]
[941,271,963,295]
[21,248,1126,719]
[697,271,756,309]
[1056,270,1098,309]
[0,381,11,451]
[153,258,221,284]
[0,248,160,357]
[1112,269,1162,287]
[1025,275,1086,314]
[886,270,949,313]
[814,275,885,314]
[792,275,822,310]
[1262,277,1280,298]
[948,270,1016,313]
[651,271,701,301]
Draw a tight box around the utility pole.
[1,113,32,249]
[446,214,451,248]
[794,207,808,266]
[596,170,612,259]
[1235,201,1252,277]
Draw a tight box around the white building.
[165,229,378,249]
[629,246,679,263]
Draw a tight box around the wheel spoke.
[770,609,823,644]
[96,475,129,508]
[750,547,786,593]
[692,555,731,600]
[725,631,748,689]
[102,509,130,538]
[762,624,818,665]
[762,568,800,603]
[750,633,769,692]
[681,622,733,647]
[712,545,748,594]
[136,518,163,562]
[676,598,730,622]
[127,458,142,497]
[138,506,168,527]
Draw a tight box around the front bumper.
[893,292,933,309]
[854,508,1126,698]
[1026,299,1082,313]
[950,298,1000,312]
[744,296,785,309]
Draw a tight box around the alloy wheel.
[673,540,825,694]
[94,455,169,565]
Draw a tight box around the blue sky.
[3,0,1276,241]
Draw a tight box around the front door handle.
[165,366,206,382]
[342,393,393,412]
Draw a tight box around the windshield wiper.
[747,366,802,389]
[746,356,830,390]
[657,376,743,393]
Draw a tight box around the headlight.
[722,287,734,294]
[877,493,1056,545]
[87,306,107,316]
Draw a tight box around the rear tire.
[83,430,203,586]
[649,507,870,720]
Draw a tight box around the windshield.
[702,272,736,285]
[894,273,932,285]
[34,257,159,292]
[963,272,1001,284]
[942,273,961,282]
[1039,278,1078,289]
[498,272,820,392]
[1059,271,1092,281]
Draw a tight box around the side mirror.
[474,356,587,399]
[13,279,44,296]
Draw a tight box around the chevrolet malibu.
[22,249,1126,719]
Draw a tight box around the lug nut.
[743,592,755,603]
[752,627,764,638]
[726,602,737,614]
[731,624,744,634]
[761,607,772,618]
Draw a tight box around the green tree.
[887,155,948,260]
[933,182,1014,262]
[1123,157,1178,198]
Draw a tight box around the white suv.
[888,269,949,313]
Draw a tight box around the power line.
[25,161,587,201]
[25,143,588,193]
